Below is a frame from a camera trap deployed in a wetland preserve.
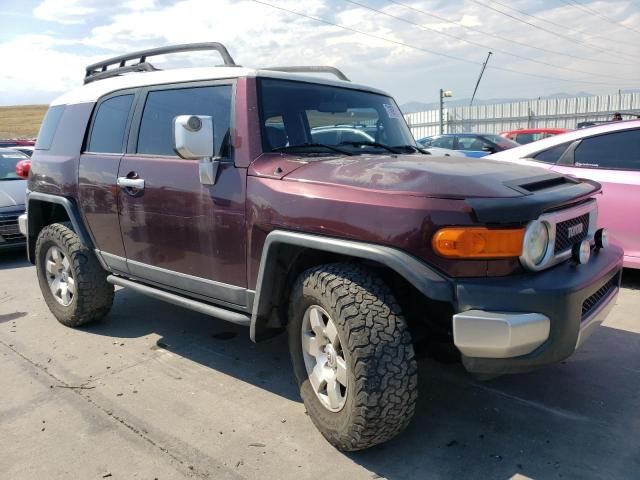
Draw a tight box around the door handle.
[117,177,145,190]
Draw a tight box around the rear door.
[117,81,249,308]
[78,91,136,272]
[551,128,640,264]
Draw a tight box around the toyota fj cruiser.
[20,43,623,451]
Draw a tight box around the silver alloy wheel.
[45,246,75,306]
[301,305,348,412]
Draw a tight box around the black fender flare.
[25,192,94,262]
[250,230,453,342]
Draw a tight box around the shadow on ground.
[77,283,640,480]
[622,267,640,290]
[0,248,30,271]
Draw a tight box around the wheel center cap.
[325,344,337,368]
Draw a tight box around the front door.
[117,82,249,309]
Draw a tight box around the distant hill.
[0,105,48,139]
[400,90,639,113]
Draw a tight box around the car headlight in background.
[521,220,550,269]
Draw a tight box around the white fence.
[404,92,640,139]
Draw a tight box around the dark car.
[0,148,29,250]
[21,43,622,452]
[418,133,519,157]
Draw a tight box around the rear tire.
[288,263,418,451]
[35,223,114,327]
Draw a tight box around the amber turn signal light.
[432,227,525,259]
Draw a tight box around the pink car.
[488,120,640,269]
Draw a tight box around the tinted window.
[87,95,134,153]
[137,85,232,157]
[532,142,571,163]
[457,136,489,150]
[574,129,640,170]
[432,136,454,149]
[35,105,65,150]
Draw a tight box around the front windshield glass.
[258,78,416,155]
[0,152,28,180]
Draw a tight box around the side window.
[532,142,571,164]
[574,129,640,170]
[137,85,232,157]
[515,133,537,144]
[432,136,454,149]
[457,136,489,150]
[87,94,134,154]
[35,105,65,150]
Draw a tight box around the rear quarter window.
[532,142,571,164]
[87,94,134,154]
[35,105,65,150]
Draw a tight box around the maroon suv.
[19,43,623,451]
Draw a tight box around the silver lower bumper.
[453,310,551,358]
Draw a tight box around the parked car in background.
[423,146,466,157]
[417,133,519,157]
[0,148,29,250]
[9,146,35,157]
[487,120,640,269]
[500,128,570,145]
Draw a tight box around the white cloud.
[1,0,639,106]
[33,0,98,24]
[0,35,96,104]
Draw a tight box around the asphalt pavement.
[1,249,638,480]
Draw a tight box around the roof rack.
[84,42,237,84]
[262,66,350,82]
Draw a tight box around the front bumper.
[453,245,623,375]
[0,209,26,250]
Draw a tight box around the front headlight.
[522,221,549,268]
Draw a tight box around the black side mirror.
[482,145,498,154]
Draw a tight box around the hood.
[0,180,27,209]
[283,154,569,199]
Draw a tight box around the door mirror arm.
[199,157,220,185]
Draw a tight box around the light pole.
[439,89,453,134]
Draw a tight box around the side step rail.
[107,275,250,326]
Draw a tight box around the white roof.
[51,67,389,106]
[488,119,640,161]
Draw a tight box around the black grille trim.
[0,213,25,244]
[581,276,618,320]
[554,213,589,254]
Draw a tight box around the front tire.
[35,223,114,327]
[288,263,418,451]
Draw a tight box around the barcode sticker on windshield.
[383,103,402,119]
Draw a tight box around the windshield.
[258,78,416,155]
[0,151,29,180]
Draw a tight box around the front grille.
[0,213,24,244]
[554,213,589,254]
[582,276,618,319]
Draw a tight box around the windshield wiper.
[272,143,354,156]
[338,141,401,154]
[392,144,431,154]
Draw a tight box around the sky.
[0,0,639,106]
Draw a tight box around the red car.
[500,128,570,145]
